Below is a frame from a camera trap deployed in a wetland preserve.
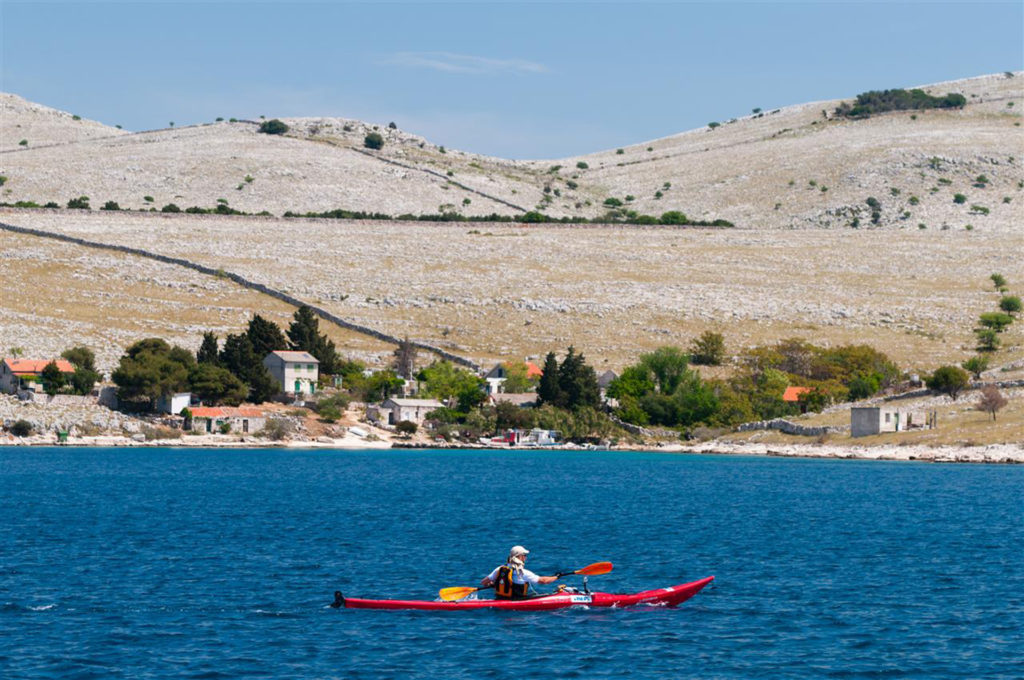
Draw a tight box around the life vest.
[493,565,530,600]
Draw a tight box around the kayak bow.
[333,576,713,611]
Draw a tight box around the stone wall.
[0,221,479,371]
[735,418,840,437]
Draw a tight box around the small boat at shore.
[332,576,713,611]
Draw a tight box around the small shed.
[157,392,192,415]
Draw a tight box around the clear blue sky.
[3,1,1022,159]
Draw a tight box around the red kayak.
[333,576,713,611]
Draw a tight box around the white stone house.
[377,397,444,425]
[483,361,543,395]
[851,406,931,437]
[263,351,319,396]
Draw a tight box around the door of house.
[295,379,301,393]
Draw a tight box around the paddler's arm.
[537,575,559,585]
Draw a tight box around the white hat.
[509,545,529,556]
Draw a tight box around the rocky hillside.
[1,73,1021,229]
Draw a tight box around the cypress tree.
[287,305,339,374]
[537,351,563,407]
[197,332,220,365]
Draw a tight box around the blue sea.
[1,447,1021,679]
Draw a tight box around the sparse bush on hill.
[67,196,90,210]
[257,119,289,135]
[364,132,384,150]
[576,162,588,169]
[101,201,121,211]
[19,139,28,146]
[707,122,720,130]
[0,176,7,186]
[999,295,1022,314]
[836,88,967,118]
[161,203,181,213]
[953,193,967,204]
[962,355,989,380]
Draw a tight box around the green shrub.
[616,148,624,155]
[970,205,989,215]
[566,180,578,190]
[926,366,969,400]
[979,311,1013,332]
[576,162,589,169]
[216,117,224,122]
[395,420,418,436]
[10,419,33,437]
[143,195,154,203]
[962,355,989,379]
[67,196,90,210]
[72,114,81,120]
[997,295,1021,314]
[835,88,966,118]
[603,197,623,207]
[364,132,384,149]
[708,122,720,129]
[101,201,120,211]
[257,119,289,135]
[0,176,7,186]
[908,195,919,205]
[953,193,967,204]
[19,139,27,146]
[161,203,181,213]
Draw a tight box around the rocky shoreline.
[4,429,1021,464]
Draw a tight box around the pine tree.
[197,332,220,365]
[219,333,278,403]
[247,314,287,359]
[287,305,339,373]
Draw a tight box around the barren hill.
[2,74,1022,229]
[0,75,1022,381]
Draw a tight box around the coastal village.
[2,309,1022,462]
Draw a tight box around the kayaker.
[480,545,559,600]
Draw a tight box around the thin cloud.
[385,52,547,75]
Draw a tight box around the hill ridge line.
[0,220,480,371]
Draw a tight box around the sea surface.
[1,447,1022,679]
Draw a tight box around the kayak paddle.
[438,561,613,601]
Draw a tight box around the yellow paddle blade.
[438,586,478,602]
[575,561,613,576]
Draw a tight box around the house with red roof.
[1,358,76,394]
[483,360,543,395]
[783,386,812,413]
[187,406,267,434]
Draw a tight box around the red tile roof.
[189,406,265,418]
[782,386,811,402]
[4,358,75,375]
[525,362,543,378]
